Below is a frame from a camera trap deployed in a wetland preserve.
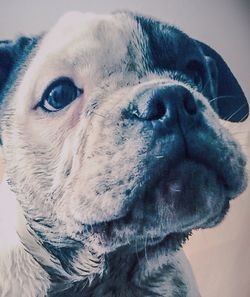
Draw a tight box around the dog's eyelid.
[35,77,83,113]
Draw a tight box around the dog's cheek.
[1,110,74,223]
[43,87,142,224]
[55,115,149,225]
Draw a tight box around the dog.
[0,11,248,297]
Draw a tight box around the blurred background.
[0,1,249,296]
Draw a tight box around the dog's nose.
[132,85,197,124]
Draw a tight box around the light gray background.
[0,1,249,297]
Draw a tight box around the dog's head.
[0,11,248,271]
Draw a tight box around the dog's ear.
[0,36,37,103]
[196,40,249,122]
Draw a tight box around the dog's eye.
[40,78,83,112]
[185,61,204,90]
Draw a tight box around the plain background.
[0,1,249,296]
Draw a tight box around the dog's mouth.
[86,158,232,253]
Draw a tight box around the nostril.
[135,95,167,121]
[183,92,197,115]
[130,85,198,122]
[151,99,166,120]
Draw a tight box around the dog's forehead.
[42,12,133,54]
[38,12,144,66]
[37,11,197,72]
[21,11,147,97]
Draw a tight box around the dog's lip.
[83,158,230,250]
[88,157,232,228]
[77,153,244,254]
[148,156,232,199]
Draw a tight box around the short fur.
[0,11,248,297]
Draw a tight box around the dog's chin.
[83,159,230,254]
[90,225,191,256]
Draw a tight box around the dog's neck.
[0,179,51,296]
[0,180,200,297]
[0,179,93,296]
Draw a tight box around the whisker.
[144,233,149,266]
[92,112,107,118]
[239,145,250,149]
[238,113,249,122]
[209,95,236,104]
[224,103,248,122]
[135,239,140,264]
[201,78,210,94]
[231,131,249,135]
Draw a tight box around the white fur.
[0,180,50,297]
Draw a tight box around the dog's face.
[0,11,248,259]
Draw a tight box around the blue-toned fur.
[0,37,38,104]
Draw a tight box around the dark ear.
[0,36,37,103]
[196,40,249,122]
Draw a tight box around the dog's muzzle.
[126,83,244,196]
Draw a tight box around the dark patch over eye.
[185,60,205,90]
[39,77,83,112]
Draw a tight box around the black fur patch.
[133,13,249,122]
[0,36,39,104]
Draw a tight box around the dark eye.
[39,77,83,112]
[185,60,204,90]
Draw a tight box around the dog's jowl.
[0,11,248,297]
